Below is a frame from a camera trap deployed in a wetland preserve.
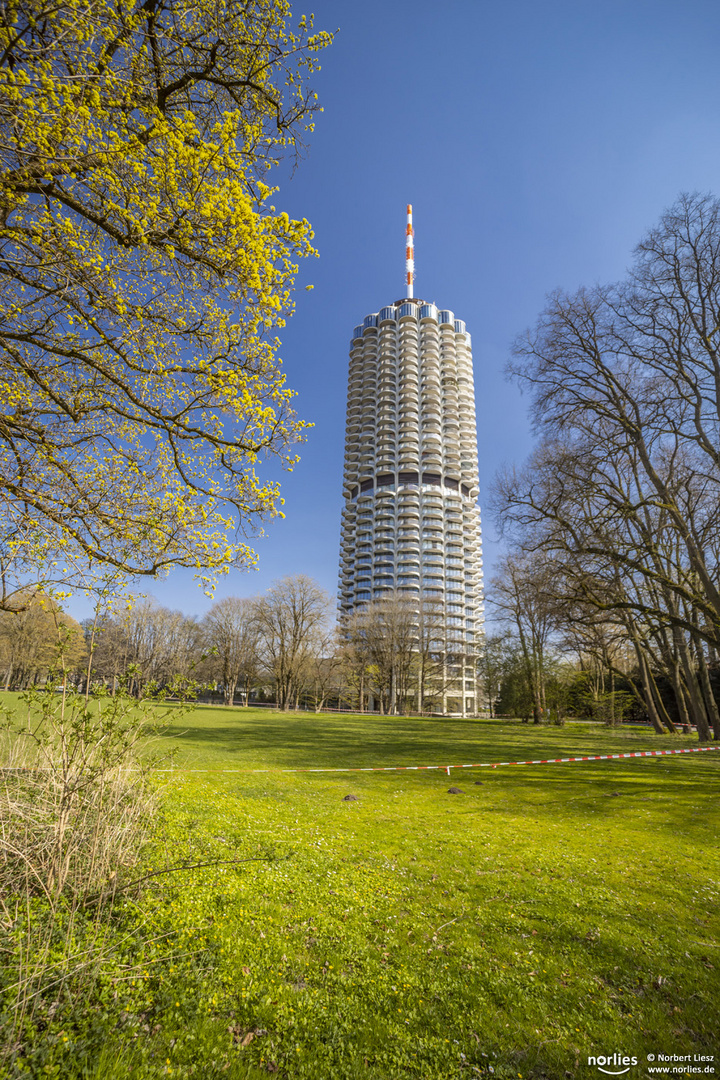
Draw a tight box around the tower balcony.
[422,510,443,526]
[374,574,395,588]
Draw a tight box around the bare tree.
[302,629,344,712]
[488,196,720,741]
[490,555,559,723]
[253,576,331,711]
[477,633,513,718]
[495,443,686,733]
[89,598,200,696]
[343,596,417,715]
[415,597,448,714]
[338,615,372,713]
[203,598,260,706]
[508,195,720,650]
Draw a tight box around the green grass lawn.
[3,698,720,1079]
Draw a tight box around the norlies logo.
[588,1054,638,1075]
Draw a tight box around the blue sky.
[69,0,720,620]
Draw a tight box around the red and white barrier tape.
[165,745,719,775]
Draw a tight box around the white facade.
[338,298,484,715]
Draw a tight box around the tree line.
[0,582,469,715]
[3,571,720,731]
[488,193,720,743]
[1,577,337,708]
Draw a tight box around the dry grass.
[0,683,159,1059]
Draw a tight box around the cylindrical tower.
[338,215,484,715]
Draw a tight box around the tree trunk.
[515,618,542,723]
[635,647,669,734]
[674,626,711,741]
[692,633,720,740]
[670,658,692,733]
[646,659,677,733]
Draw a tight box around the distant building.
[338,206,484,715]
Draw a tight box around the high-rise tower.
[338,206,484,716]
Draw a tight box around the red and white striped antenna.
[405,203,414,298]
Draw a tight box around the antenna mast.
[405,203,414,298]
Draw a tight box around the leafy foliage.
[0,591,85,689]
[0,0,331,600]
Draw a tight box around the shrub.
[0,634,184,1068]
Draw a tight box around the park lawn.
[3,699,719,1079]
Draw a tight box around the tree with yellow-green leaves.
[0,0,331,608]
[0,590,86,689]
